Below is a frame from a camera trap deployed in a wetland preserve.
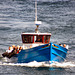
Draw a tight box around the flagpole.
[35,1,37,22]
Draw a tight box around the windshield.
[22,35,50,43]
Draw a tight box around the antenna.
[35,1,37,22]
[35,1,42,33]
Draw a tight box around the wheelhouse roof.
[21,32,51,36]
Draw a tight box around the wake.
[0,60,75,68]
[0,55,75,68]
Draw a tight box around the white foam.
[0,61,75,68]
[49,61,75,68]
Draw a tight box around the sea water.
[0,0,75,75]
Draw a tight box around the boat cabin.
[21,33,51,49]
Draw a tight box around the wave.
[0,60,75,68]
[0,26,11,31]
[36,0,70,4]
[0,54,75,68]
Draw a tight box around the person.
[6,46,13,53]
[17,45,20,54]
[12,45,16,50]
[12,46,18,54]
[19,46,23,52]
[2,46,13,57]
[17,45,20,49]
[8,46,18,58]
[6,46,11,53]
[63,44,69,49]
[63,44,66,48]
[59,44,63,47]
[30,45,32,48]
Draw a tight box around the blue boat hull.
[17,42,68,63]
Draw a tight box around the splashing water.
[0,55,75,68]
[0,60,75,68]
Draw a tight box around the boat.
[17,1,68,63]
[2,1,68,63]
[18,33,68,63]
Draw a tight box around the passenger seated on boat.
[12,45,16,50]
[59,44,62,46]
[19,46,23,51]
[17,46,23,54]
[2,46,13,57]
[2,52,9,57]
[2,46,10,57]
[13,46,18,53]
[6,46,13,53]
[7,46,18,58]
[63,44,66,48]
[59,44,61,46]
[30,45,32,48]
[16,46,23,54]
[16,46,22,54]
[16,45,20,54]
[17,45,20,50]
[6,46,11,53]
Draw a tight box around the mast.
[35,1,37,22]
[35,0,42,33]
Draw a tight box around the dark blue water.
[0,0,75,75]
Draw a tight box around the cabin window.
[34,35,50,43]
[34,35,43,43]
[22,35,33,43]
[44,35,50,43]
[22,35,50,43]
